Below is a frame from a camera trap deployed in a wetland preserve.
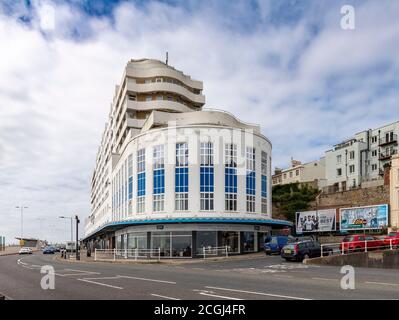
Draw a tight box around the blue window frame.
[246,171,256,195]
[261,175,267,198]
[225,168,237,193]
[153,169,165,194]
[175,167,188,192]
[200,167,214,192]
[137,172,145,197]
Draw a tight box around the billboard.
[296,209,336,233]
[339,204,389,231]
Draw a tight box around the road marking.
[365,281,399,286]
[117,275,176,284]
[80,276,121,281]
[151,293,181,300]
[205,286,311,300]
[273,275,293,280]
[56,269,101,277]
[312,277,338,282]
[77,278,123,290]
[198,292,243,300]
[64,268,100,274]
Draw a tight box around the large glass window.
[220,231,239,253]
[171,232,192,257]
[153,145,165,212]
[225,144,237,211]
[127,233,147,250]
[128,154,133,203]
[246,147,256,213]
[200,142,214,211]
[152,232,171,257]
[175,143,189,210]
[151,231,192,258]
[196,231,217,255]
[175,192,188,211]
[137,148,146,213]
[261,151,268,214]
[243,232,255,252]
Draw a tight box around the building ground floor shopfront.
[84,221,293,258]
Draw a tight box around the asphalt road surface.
[1,253,398,300]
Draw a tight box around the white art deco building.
[83,58,292,257]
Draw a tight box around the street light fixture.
[15,206,28,241]
[59,216,73,243]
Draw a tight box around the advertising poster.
[339,204,389,231]
[296,209,336,233]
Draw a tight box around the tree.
[272,183,319,222]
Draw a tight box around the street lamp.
[59,216,73,243]
[15,206,28,242]
[36,218,45,245]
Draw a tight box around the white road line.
[312,277,338,282]
[199,292,243,300]
[205,286,311,300]
[365,281,399,286]
[273,276,294,280]
[64,269,100,274]
[151,293,181,300]
[80,276,121,281]
[57,273,100,277]
[117,275,176,284]
[77,278,123,290]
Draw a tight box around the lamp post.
[15,206,28,243]
[36,218,45,247]
[59,216,73,243]
[75,215,80,261]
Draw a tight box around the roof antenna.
[166,51,168,65]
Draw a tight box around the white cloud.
[0,0,398,243]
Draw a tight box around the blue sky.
[0,0,399,243]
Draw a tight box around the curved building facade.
[84,59,292,257]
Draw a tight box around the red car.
[384,231,399,248]
[341,235,385,253]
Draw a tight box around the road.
[1,252,398,300]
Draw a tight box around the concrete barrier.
[305,249,399,269]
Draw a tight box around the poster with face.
[296,209,336,233]
[339,205,389,230]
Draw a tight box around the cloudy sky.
[1,0,398,244]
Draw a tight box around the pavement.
[1,252,399,300]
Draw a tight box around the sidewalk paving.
[56,250,267,265]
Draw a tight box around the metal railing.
[202,246,230,259]
[94,248,161,261]
[379,149,398,160]
[379,134,398,146]
[320,238,398,257]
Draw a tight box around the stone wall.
[305,250,399,269]
[272,183,390,224]
[310,185,390,211]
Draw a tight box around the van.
[264,236,294,255]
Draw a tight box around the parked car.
[18,247,32,255]
[281,240,332,261]
[264,236,294,255]
[340,235,385,253]
[383,231,399,248]
[42,246,56,254]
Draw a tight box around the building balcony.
[126,80,205,105]
[379,134,398,147]
[126,99,195,114]
[379,149,398,161]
